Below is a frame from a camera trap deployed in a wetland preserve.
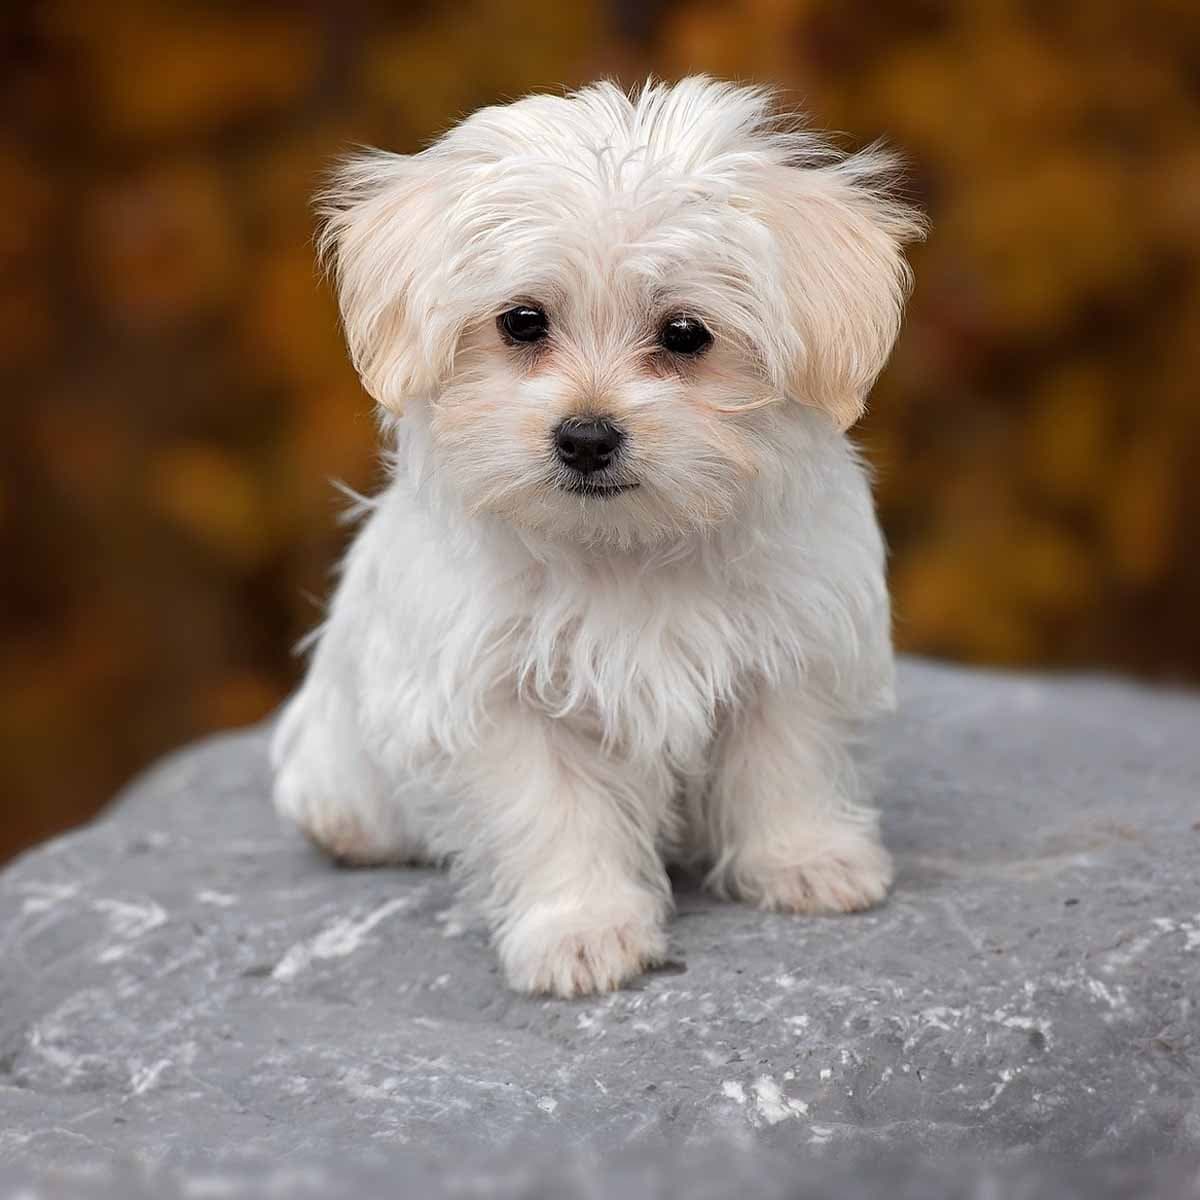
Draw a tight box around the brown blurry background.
[3,0,1199,862]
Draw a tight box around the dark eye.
[499,305,549,344]
[658,315,712,356]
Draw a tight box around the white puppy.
[272,77,924,997]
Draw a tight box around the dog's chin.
[454,462,746,548]
[493,478,740,550]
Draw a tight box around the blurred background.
[3,0,1199,862]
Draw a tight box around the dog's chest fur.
[349,449,890,778]
[354,504,778,773]
[504,551,752,765]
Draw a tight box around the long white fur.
[272,77,924,997]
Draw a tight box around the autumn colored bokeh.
[3,0,1198,861]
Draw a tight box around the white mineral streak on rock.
[28,1025,89,1082]
[93,898,168,962]
[919,1005,963,1031]
[17,881,79,915]
[271,896,416,981]
[985,1004,1054,1048]
[1154,913,1200,952]
[977,1067,1019,1112]
[338,1067,400,1103]
[435,904,471,938]
[751,1076,808,1125]
[130,1058,172,1095]
[196,890,237,907]
[1085,977,1128,1011]
[1103,929,1164,973]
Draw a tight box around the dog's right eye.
[498,305,549,344]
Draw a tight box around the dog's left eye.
[658,315,713,356]
[499,305,549,344]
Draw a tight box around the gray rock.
[2,1150,1199,1200]
[2,659,1198,1197]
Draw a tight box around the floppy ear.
[316,151,455,411]
[762,149,925,429]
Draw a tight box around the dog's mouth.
[560,479,641,499]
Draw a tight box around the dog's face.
[431,265,782,546]
[321,78,923,545]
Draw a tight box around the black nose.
[553,417,624,475]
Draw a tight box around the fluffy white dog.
[272,77,924,997]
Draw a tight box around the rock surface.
[2,659,1198,1196]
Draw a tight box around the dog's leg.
[701,683,892,913]
[271,682,430,867]
[453,707,672,998]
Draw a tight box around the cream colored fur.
[272,77,924,996]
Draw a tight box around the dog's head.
[320,77,923,546]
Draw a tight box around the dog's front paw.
[274,761,424,867]
[290,803,406,867]
[732,826,894,915]
[498,904,667,998]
